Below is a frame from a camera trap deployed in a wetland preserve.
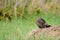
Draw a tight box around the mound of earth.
[27,26,60,38]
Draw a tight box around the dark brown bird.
[36,17,51,29]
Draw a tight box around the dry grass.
[27,26,60,38]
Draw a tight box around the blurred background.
[0,0,60,40]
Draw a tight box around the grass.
[0,13,60,40]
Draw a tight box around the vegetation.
[0,0,60,40]
[0,0,60,20]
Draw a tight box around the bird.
[36,17,51,29]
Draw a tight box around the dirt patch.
[27,26,60,38]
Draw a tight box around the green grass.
[0,13,60,40]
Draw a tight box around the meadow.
[0,0,60,40]
[0,13,60,40]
